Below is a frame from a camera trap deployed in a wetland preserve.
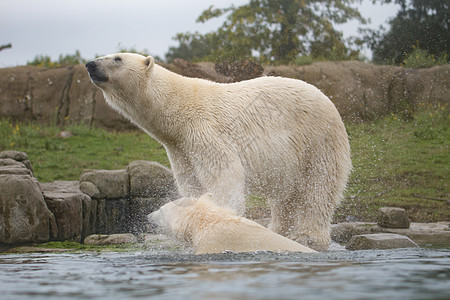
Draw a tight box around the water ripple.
[0,248,449,300]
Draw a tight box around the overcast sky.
[0,0,399,67]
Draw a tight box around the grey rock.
[0,165,32,176]
[0,175,50,244]
[332,222,450,246]
[44,192,85,242]
[95,198,131,234]
[42,181,95,240]
[382,222,450,245]
[0,150,29,161]
[79,181,100,197]
[41,180,81,194]
[0,151,33,174]
[48,211,59,240]
[346,233,419,250]
[378,207,410,229]
[80,169,129,199]
[0,158,25,167]
[331,222,383,244]
[127,160,178,198]
[84,233,137,245]
[22,160,33,173]
[59,131,73,138]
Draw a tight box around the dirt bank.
[1,61,448,130]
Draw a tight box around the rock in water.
[346,233,419,250]
[84,233,137,245]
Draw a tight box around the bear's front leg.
[167,149,207,198]
[195,155,247,215]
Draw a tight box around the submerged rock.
[332,221,450,246]
[141,233,188,252]
[346,233,419,250]
[331,222,382,243]
[84,233,137,245]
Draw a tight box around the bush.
[28,50,85,67]
[402,47,448,68]
[294,55,314,66]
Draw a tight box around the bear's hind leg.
[288,188,335,251]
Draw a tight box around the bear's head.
[86,52,154,88]
[85,53,155,115]
[147,196,197,238]
[147,194,215,240]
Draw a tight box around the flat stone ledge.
[346,233,419,250]
[41,180,82,194]
[385,222,450,245]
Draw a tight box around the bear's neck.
[137,64,220,147]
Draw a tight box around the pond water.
[0,248,449,300]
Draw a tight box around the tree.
[166,32,218,62]
[166,0,366,64]
[368,0,449,65]
[27,50,85,67]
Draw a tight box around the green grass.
[0,121,169,181]
[1,105,448,223]
[336,104,449,223]
[34,241,143,253]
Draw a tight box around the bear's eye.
[114,57,122,62]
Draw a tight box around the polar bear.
[86,53,352,250]
[148,193,317,254]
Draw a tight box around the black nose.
[86,61,96,71]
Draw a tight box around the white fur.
[148,194,317,254]
[88,53,352,250]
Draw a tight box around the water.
[0,248,449,300]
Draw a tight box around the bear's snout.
[86,60,109,84]
[85,60,96,71]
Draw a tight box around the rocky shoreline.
[1,150,449,253]
[0,150,178,248]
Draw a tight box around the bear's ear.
[145,56,154,69]
[198,193,213,203]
